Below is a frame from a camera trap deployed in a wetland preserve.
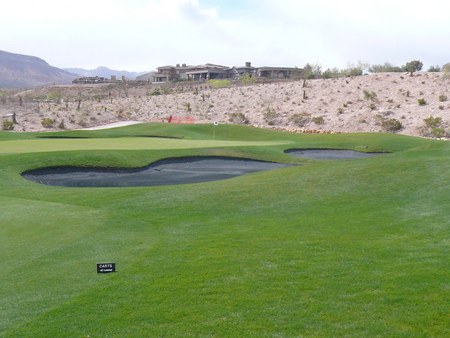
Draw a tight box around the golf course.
[1,122,449,337]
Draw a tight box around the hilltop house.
[153,62,299,83]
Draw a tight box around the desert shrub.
[443,63,450,79]
[419,116,447,137]
[312,116,324,124]
[208,79,231,88]
[337,107,344,114]
[302,63,322,79]
[431,128,447,138]
[375,115,402,132]
[428,65,441,72]
[439,95,448,102]
[149,88,161,96]
[381,118,402,132]
[418,98,427,106]
[183,102,191,112]
[322,67,345,79]
[1,120,14,130]
[78,118,88,127]
[369,62,405,73]
[41,118,55,128]
[369,103,377,110]
[289,112,311,127]
[46,90,64,102]
[263,107,279,124]
[240,73,256,85]
[439,105,445,110]
[423,116,442,128]
[363,90,377,101]
[228,112,249,124]
[344,61,369,76]
[58,120,65,129]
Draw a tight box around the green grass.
[1,123,449,337]
[0,138,290,155]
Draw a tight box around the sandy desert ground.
[2,72,450,138]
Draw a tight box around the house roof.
[258,67,299,71]
[186,68,229,75]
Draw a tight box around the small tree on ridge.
[403,60,423,77]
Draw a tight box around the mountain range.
[63,66,146,80]
[0,50,151,88]
[0,50,78,88]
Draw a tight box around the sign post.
[97,263,116,274]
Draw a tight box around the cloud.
[2,0,450,71]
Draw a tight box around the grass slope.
[0,124,449,337]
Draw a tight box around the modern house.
[153,62,299,83]
[72,76,110,84]
[257,67,297,79]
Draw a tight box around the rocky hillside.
[4,72,450,138]
[0,50,77,88]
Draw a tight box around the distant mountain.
[0,50,77,88]
[64,66,146,80]
[136,71,156,81]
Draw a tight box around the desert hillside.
[0,50,77,88]
[2,72,450,138]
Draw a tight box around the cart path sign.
[97,263,116,274]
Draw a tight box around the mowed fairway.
[0,138,290,155]
[1,123,450,337]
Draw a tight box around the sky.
[1,0,449,72]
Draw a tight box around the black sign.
[97,263,116,274]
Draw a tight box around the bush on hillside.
[41,118,55,128]
[228,112,249,124]
[289,112,311,127]
[2,120,14,130]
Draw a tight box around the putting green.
[0,137,291,154]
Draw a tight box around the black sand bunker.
[22,157,296,188]
[285,149,386,160]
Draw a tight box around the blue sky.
[1,0,448,72]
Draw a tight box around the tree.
[345,61,370,76]
[403,60,423,76]
[240,72,256,84]
[443,63,450,79]
[369,62,404,73]
[428,65,441,72]
[302,63,322,79]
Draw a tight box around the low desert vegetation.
[289,112,311,127]
[375,115,402,132]
[228,112,249,124]
[41,118,55,128]
[263,107,279,125]
[418,98,427,106]
[420,115,448,138]
[312,115,324,124]
[1,119,14,130]
[363,90,378,101]
[439,95,448,102]
[208,79,231,88]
